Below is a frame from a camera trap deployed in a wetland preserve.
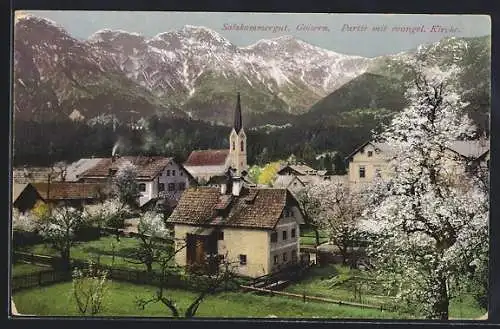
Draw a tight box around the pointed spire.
[233,92,242,133]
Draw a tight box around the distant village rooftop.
[78,156,176,180]
[183,150,230,167]
[32,182,108,200]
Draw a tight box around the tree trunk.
[146,261,153,273]
[431,277,449,320]
[314,229,320,246]
[61,248,71,272]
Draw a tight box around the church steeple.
[233,92,242,133]
[229,92,247,176]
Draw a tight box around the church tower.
[229,92,247,176]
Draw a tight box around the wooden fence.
[240,285,394,312]
[12,251,238,293]
[12,270,71,292]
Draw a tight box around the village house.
[167,173,304,278]
[183,93,248,184]
[31,182,108,210]
[12,183,45,215]
[345,139,490,188]
[76,156,195,207]
[276,164,319,176]
[12,158,105,184]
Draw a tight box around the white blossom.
[362,64,488,319]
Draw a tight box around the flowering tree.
[361,64,488,319]
[295,185,322,246]
[84,198,131,240]
[12,208,37,233]
[127,211,172,273]
[309,181,364,265]
[72,261,109,316]
[38,206,86,270]
[113,162,140,208]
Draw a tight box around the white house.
[77,156,195,207]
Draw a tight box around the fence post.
[303,291,306,303]
[38,271,42,286]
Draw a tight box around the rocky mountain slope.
[13,15,490,132]
[13,15,371,125]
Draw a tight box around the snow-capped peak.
[88,29,144,42]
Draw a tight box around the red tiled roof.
[184,150,229,167]
[78,156,174,180]
[167,186,298,230]
[32,182,108,200]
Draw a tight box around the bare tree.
[72,260,109,316]
[136,254,238,318]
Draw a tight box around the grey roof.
[347,140,490,161]
[273,175,301,188]
[448,140,489,159]
[65,158,106,181]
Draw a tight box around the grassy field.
[285,264,486,320]
[300,227,329,246]
[13,281,400,318]
[15,236,167,272]
[12,263,52,277]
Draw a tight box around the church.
[183,93,248,183]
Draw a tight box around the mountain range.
[13,14,490,131]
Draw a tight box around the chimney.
[220,183,227,195]
[232,177,242,196]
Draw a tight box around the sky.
[21,11,491,57]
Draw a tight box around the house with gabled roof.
[77,156,195,207]
[12,183,45,214]
[184,93,248,184]
[277,164,318,176]
[345,139,490,188]
[167,172,304,278]
[31,182,108,209]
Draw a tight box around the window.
[179,182,186,191]
[180,171,183,176]
[282,230,287,241]
[291,228,296,238]
[375,168,381,177]
[139,183,146,192]
[274,255,279,265]
[240,140,244,152]
[166,170,171,176]
[283,252,288,262]
[217,231,224,240]
[159,172,163,176]
[367,151,373,157]
[239,254,247,265]
[172,170,176,176]
[168,183,176,191]
[271,232,278,243]
[359,166,366,178]
[232,141,235,150]
[291,250,297,262]
[158,183,165,192]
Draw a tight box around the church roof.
[167,186,300,230]
[184,149,230,167]
[233,92,243,133]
